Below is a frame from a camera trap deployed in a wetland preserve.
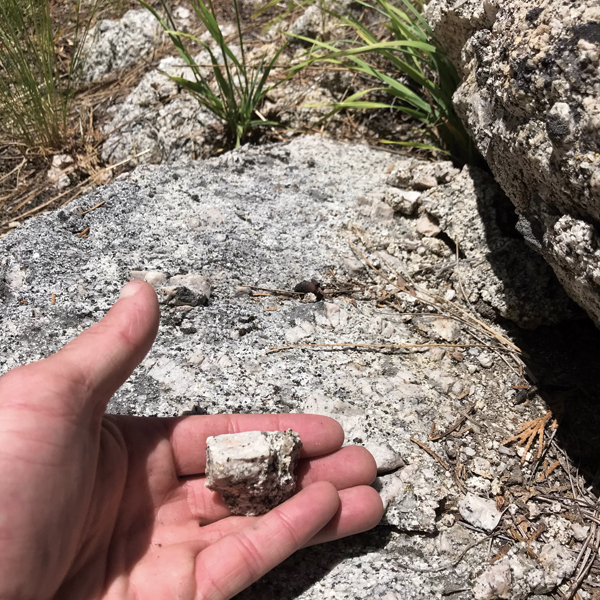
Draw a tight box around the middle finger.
[162,445,377,526]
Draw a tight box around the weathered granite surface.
[0,138,589,599]
[82,9,164,82]
[426,0,600,328]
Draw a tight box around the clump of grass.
[289,0,478,166]
[0,0,96,150]
[140,0,287,148]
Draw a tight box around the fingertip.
[117,280,159,317]
[359,485,385,528]
[346,445,378,484]
[302,485,385,548]
[118,279,146,300]
[300,413,345,455]
[334,485,384,532]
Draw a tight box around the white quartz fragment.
[459,493,502,532]
[205,429,302,516]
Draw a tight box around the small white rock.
[473,562,512,600]
[459,493,502,532]
[471,457,492,478]
[145,270,168,287]
[416,214,441,237]
[428,317,462,342]
[478,353,494,368]
[363,442,404,475]
[205,430,302,516]
[571,522,590,542]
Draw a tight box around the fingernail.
[119,280,145,300]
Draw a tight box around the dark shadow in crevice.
[511,319,600,486]
[467,166,600,487]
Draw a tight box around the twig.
[0,151,151,229]
[429,403,476,441]
[348,236,522,354]
[241,284,301,296]
[528,427,559,485]
[266,342,512,355]
[564,524,600,600]
[80,200,105,215]
[392,533,495,573]
[410,437,451,471]
[0,157,26,185]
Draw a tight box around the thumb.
[1,280,159,418]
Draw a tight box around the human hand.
[0,281,384,600]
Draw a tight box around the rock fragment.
[459,493,502,532]
[205,430,302,516]
[416,214,441,237]
[159,274,211,306]
[364,442,405,475]
[473,562,512,600]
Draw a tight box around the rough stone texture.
[0,138,588,598]
[426,0,600,328]
[82,9,165,82]
[459,493,502,532]
[473,542,576,600]
[205,429,302,516]
[100,51,221,164]
[364,160,579,328]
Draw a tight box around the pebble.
[363,442,405,475]
[571,522,590,542]
[451,381,464,396]
[416,214,441,237]
[428,347,446,361]
[459,493,502,532]
[370,200,395,221]
[473,563,511,600]
[498,446,515,456]
[145,270,168,287]
[300,292,317,303]
[478,353,494,368]
[428,317,462,342]
[471,457,492,478]
[426,369,455,394]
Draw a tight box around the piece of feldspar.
[205,429,303,516]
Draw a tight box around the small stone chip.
[205,429,302,516]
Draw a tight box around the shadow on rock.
[469,167,600,483]
[234,526,393,600]
[514,319,600,483]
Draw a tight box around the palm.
[0,282,383,600]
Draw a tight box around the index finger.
[166,413,345,476]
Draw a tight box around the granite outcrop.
[426,0,600,327]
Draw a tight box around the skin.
[0,280,384,600]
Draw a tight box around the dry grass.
[0,1,188,236]
[0,0,433,235]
